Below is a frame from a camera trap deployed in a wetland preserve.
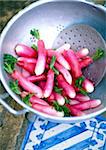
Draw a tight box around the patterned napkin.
[21,116,106,150]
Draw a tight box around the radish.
[22,69,30,77]
[82,79,94,93]
[30,96,49,106]
[57,75,76,98]
[15,44,37,58]
[66,104,85,116]
[17,62,35,74]
[63,50,82,78]
[56,43,70,53]
[74,94,90,102]
[70,100,80,105]
[21,91,29,98]
[72,99,101,110]
[27,74,46,83]
[18,57,37,64]
[76,48,89,59]
[12,70,43,98]
[44,69,54,98]
[35,40,46,75]
[39,81,46,90]
[53,92,65,106]
[32,104,64,117]
[55,62,72,84]
[79,56,93,68]
[47,49,70,70]
[47,93,55,102]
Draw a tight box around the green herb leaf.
[52,67,59,75]
[3,54,17,74]
[79,87,88,95]
[50,56,56,69]
[53,101,70,117]
[30,29,40,39]
[22,94,32,106]
[75,77,85,88]
[92,48,105,61]
[9,80,21,95]
[64,97,70,104]
[54,86,63,94]
[31,44,38,50]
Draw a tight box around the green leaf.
[64,97,70,104]
[53,101,70,117]
[92,48,105,61]
[50,56,56,69]
[52,67,59,75]
[31,44,38,50]
[75,77,85,88]
[54,86,63,94]
[30,29,40,39]
[22,94,32,106]
[79,87,87,95]
[9,80,21,95]
[3,54,17,74]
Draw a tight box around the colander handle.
[0,93,29,115]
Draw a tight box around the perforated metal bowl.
[0,0,106,123]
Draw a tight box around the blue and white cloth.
[21,116,106,150]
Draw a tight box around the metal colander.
[53,24,106,85]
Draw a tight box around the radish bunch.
[3,29,105,117]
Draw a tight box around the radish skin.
[79,56,93,68]
[32,104,64,117]
[66,104,85,116]
[63,50,82,78]
[82,79,94,93]
[76,48,89,59]
[57,75,76,98]
[53,92,65,106]
[44,69,54,98]
[17,62,35,74]
[22,69,30,77]
[55,62,72,84]
[35,40,46,75]
[27,74,46,83]
[56,43,70,53]
[74,94,90,102]
[30,96,49,106]
[15,44,37,58]
[21,91,29,98]
[70,100,80,105]
[12,70,43,98]
[72,99,101,110]
[47,49,70,70]
[18,57,36,64]
[39,81,46,90]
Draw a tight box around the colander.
[0,0,106,123]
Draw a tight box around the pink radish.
[55,62,72,84]
[47,93,55,102]
[66,104,85,116]
[47,49,70,70]
[27,74,46,83]
[35,40,46,75]
[21,91,29,98]
[32,104,64,117]
[79,56,93,68]
[74,94,90,102]
[44,69,54,98]
[57,75,76,98]
[53,92,65,106]
[63,50,82,78]
[12,70,43,98]
[17,62,35,74]
[22,69,30,77]
[76,48,89,59]
[56,43,70,53]
[70,100,80,105]
[82,79,94,93]
[72,99,101,110]
[18,57,36,64]
[30,96,49,106]
[15,44,37,58]
[39,81,46,90]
